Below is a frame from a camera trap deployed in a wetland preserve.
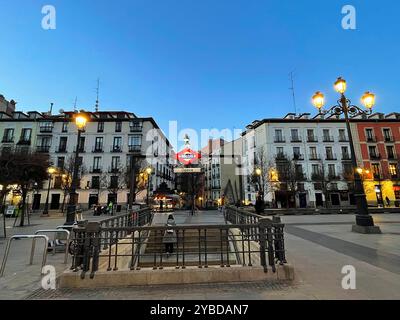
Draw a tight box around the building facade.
[0,109,175,211]
[351,112,400,206]
[242,113,355,208]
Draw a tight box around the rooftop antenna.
[289,71,297,115]
[73,97,78,112]
[49,102,54,115]
[95,78,100,112]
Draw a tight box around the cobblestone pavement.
[2,211,400,300]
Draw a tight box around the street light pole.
[42,167,56,216]
[146,167,152,206]
[65,113,87,225]
[312,78,381,234]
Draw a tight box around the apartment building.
[351,112,400,206]
[0,109,175,211]
[201,138,243,207]
[242,113,354,208]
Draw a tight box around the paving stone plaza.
[1,210,400,300]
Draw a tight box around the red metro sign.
[176,148,201,165]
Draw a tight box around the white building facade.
[0,110,175,211]
[242,113,355,208]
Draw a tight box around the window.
[342,146,350,160]
[62,122,68,133]
[291,129,300,141]
[111,156,120,170]
[130,121,143,132]
[129,135,142,146]
[312,164,320,175]
[276,147,284,158]
[40,122,53,133]
[58,137,68,152]
[95,137,103,151]
[19,128,32,143]
[98,122,104,133]
[78,137,85,152]
[389,164,398,178]
[2,128,14,142]
[339,129,347,141]
[309,147,318,159]
[57,157,65,170]
[293,147,302,160]
[93,157,101,170]
[383,128,392,141]
[115,121,122,132]
[366,129,374,141]
[326,147,334,160]
[369,146,378,158]
[275,129,284,142]
[39,136,51,147]
[323,129,331,142]
[92,176,100,189]
[387,146,395,159]
[343,163,353,176]
[372,163,381,178]
[295,164,303,176]
[307,129,316,142]
[113,137,122,151]
[110,176,119,189]
[328,164,336,177]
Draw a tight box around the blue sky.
[1,0,400,149]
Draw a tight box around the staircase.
[137,228,237,268]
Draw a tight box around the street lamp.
[65,112,88,225]
[146,167,153,205]
[312,77,381,234]
[42,167,56,216]
[255,168,263,200]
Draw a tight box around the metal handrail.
[33,229,71,264]
[1,235,49,277]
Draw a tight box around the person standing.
[386,196,391,207]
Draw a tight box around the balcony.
[366,136,377,142]
[74,147,85,153]
[342,154,352,161]
[92,146,104,153]
[129,125,143,133]
[309,154,321,161]
[56,146,67,153]
[295,173,306,181]
[338,136,349,142]
[276,153,288,161]
[111,146,123,153]
[2,137,14,143]
[39,126,53,133]
[307,136,318,143]
[323,136,334,143]
[108,167,120,174]
[384,135,394,142]
[37,145,50,153]
[387,153,397,160]
[128,145,142,153]
[90,166,103,174]
[291,136,302,143]
[311,173,323,181]
[326,153,337,161]
[293,154,304,161]
[328,174,341,180]
[274,136,286,143]
[370,153,381,160]
[17,139,31,146]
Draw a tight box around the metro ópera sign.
[176,148,201,166]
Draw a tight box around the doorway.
[32,194,41,211]
[89,194,99,208]
[315,193,324,207]
[50,194,60,210]
[299,193,307,208]
[330,193,340,206]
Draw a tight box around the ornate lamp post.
[65,113,88,225]
[146,167,153,205]
[255,168,263,200]
[312,77,381,234]
[42,167,56,216]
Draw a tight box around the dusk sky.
[1,0,400,149]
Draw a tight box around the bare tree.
[0,148,49,226]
